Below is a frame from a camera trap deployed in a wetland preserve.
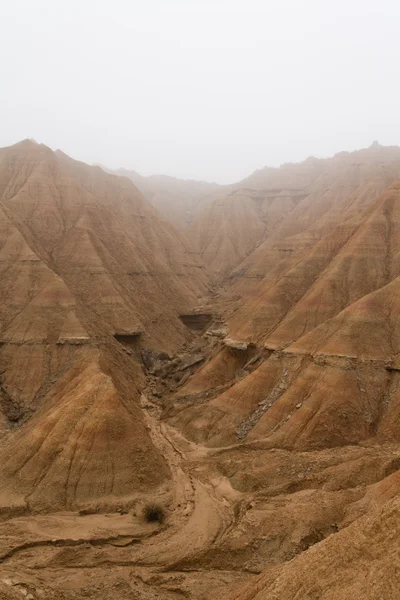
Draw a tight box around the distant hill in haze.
[188,144,400,278]
[100,165,221,230]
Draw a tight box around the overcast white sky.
[1,0,400,183]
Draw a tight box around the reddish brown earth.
[1,141,400,600]
[0,139,211,512]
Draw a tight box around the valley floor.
[2,318,400,600]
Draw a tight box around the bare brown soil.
[1,141,400,600]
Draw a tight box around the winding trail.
[0,389,236,580]
[135,392,234,567]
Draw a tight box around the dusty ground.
[1,305,400,600]
[0,374,251,599]
[1,355,400,599]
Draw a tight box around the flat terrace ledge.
[179,313,213,331]
[113,330,144,350]
[56,336,91,345]
[223,337,255,351]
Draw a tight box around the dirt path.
[0,392,234,577]
[136,392,234,566]
[0,380,239,600]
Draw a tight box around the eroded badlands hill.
[2,142,400,600]
[191,144,400,279]
[0,139,209,513]
[170,180,400,448]
[227,483,400,600]
[159,149,400,599]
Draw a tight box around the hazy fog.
[1,0,400,183]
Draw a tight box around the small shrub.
[142,503,166,523]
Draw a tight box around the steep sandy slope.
[0,141,209,348]
[0,351,170,511]
[190,144,400,279]
[110,167,220,229]
[0,139,210,512]
[188,188,300,278]
[227,490,400,600]
[157,170,400,599]
[228,179,400,345]
[168,183,400,450]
